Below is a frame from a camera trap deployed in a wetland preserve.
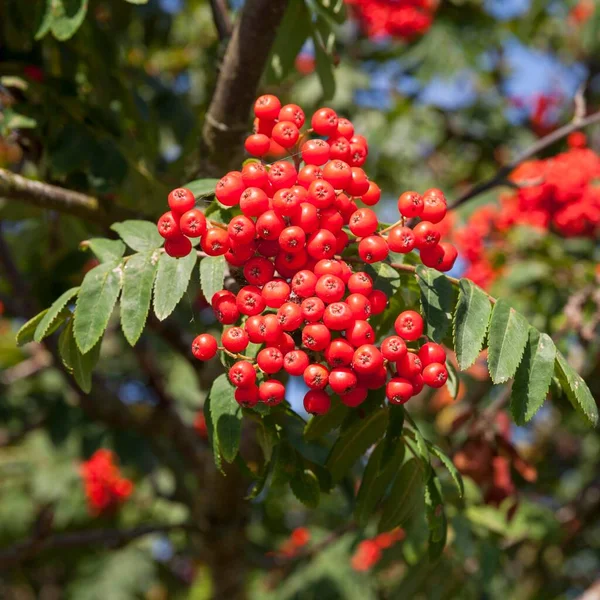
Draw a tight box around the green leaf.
[36,0,88,41]
[312,26,336,100]
[111,220,163,253]
[87,239,126,263]
[379,458,424,532]
[203,395,222,473]
[124,0,149,4]
[380,405,404,470]
[60,320,101,393]
[304,397,349,441]
[453,279,492,370]
[427,443,464,498]
[425,475,447,561]
[445,360,460,400]
[555,352,598,427]
[272,442,296,486]
[120,251,159,346]
[405,413,430,468]
[487,299,529,383]
[182,178,219,198]
[73,261,122,354]
[16,310,48,346]
[199,255,226,304]
[313,0,347,24]
[153,251,197,321]
[416,266,455,343]
[208,374,242,463]
[354,440,405,527]
[34,287,79,343]
[290,469,320,508]
[510,329,556,425]
[326,408,388,483]
[367,261,402,296]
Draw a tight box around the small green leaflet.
[555,352,598,427]
[153,251,197,321]
[36,0,88,42]
[34,287,79,343]
[312,23,336,101]
[416,266,455,343]
[367,261,402,296]
[427,443,464,497]
[510,328,556,425]
[16,310,48,347]
[290,469,320,508]
[304,397,349,441]
[73,260,122,354]
[208,374,242,463]
[445,360,460,400]
[182,178,219,198]
[313,0,347,24]
[380,404,404,470]
[379,458,424,532]
[453,279,492,370]
[111,220,163,253]
[199,255,226,304]
[487,299,529,383]
[59,320,101,393]
[326,409,388,483]
[86,239,125,263]
[425,474,447,561]
[120,251,159,346]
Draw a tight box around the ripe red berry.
[242,161,268,188]
[242,256,273,286]
[257,347,284,374]
[394,310,424,341]
[291,202,320,233]
[307,229,337,260]
[347,272,373,295]
[329,367,358,395]
[245,315,265,343]
[301,139,330,166]
[346,319,375,347]
[349,142,367,167]
[191,334,218,361]
[229,360,256,388]
[387,226,416,254]
[314,259,342,278]
[277,302,303,331]
[418,342,446,366]
[180,209,207,238]
[336,117,354,139]
[319,207,345,233]
[368,290,387,315]
[237,285,266,316]
[361,181,381,206]
[302,323,331,351]
[396,352,422,379]
[324,339,355,367]
[283,350,310,376]
[386,378,413,405]
[413,221,441,250]
[422,363,448,388]
[381,335,407,361]
[278,226,306,254]
[358,236,388,264]
[168,188,195,214]
[228,215,256,245]
[340,387,368,407]
[397,191,423,218]
[244,134,271,157]
[303,363,329,390]
[235,385,259,408]
[323,302,355,330]
[322,160,352,190]
[259,380,286,405]
[346,167,370,196]
[311,107,338,136]
[254,94,281,120]
[213,294,239,324]
[301,296,325,322]
[421,242,457,272]
[216,172,245,207]
[346,293,371,319]
[201,227,230,256]
[273,186,306,216]
[262,279,291,308]
[297,164,323,188]
[412,373,424,395]
[272,120,300,148]
[304,390,331,415]
[268,161,297,191]
[222,327,249,353]
[315,274,345,303]
[276,250,307,276]
[256,210,286,240]
[421,190,447,223]
[328,137,352,163]
[352,344,384,375]
[291,270,317,298]
[157,211,181,240]
[349,208,378,237]
[279,103,305,127]
[239,187,269,218]
[308,180,336,209]
[164,235,192,258]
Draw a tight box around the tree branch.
[451,109,600,209]
[0,522,199,569]
[197,0,290,176]
[209,0,233,40]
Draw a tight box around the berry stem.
[219,347,254,361]
[379,218,405,234]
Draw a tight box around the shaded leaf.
[304,397,349,441]
[425,474,447,561]
[380,405,404,470]
[34,287,79,343]
[87,239,125,263]
[199,255,226,304]
[61,320,101,393]
[510,328,556,425]
[209,374,242,463]
[312,25,336,100]
[445,360,460,400]
[487,299,529,383]
[417,266,455,343]
[153,251,197,321]
[120,251,159,346]
[16,310,48,347]
[453,279,492,370]
[36,0,88,41]
[313,0,347,24]
[427,443,464,497]
[111,220,163,253]
[555,352,598,427]
[73,260,121,354]
[182,178,219,198]
[367,261,402,296]
[290,469,320,508]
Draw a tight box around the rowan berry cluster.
[155,95,455,414]
[350,529,405,571]
[80,449,133,515]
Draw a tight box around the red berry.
[242,161,268,188]
[421,242,457,272]
[268,161,297,191]
[346,167,370,196]
[254,94,281,120]
[239,187,269,218]
[397,191,423,218]
[191,333,218,360]
[381,335,407,361]
[237,285,266,316]
[418,342,446,366]
[279,103,305,128]
[301,139,330,166]
[277,302,303,331]
[387,226,416,253]
[347,272,373,295]
[306,229,337,260]
[329,367,358,395]
[413,221,441,250]
[244,134,271,157]
[226,242,255,266]
[346,293,371,319]
[349,142,367,167]
[235,385,259,407]
[262,279,291,308]
[273,186,307,216]
[304,390,331,415]
[180,209,207,238]
[322,160,352,190]
[291,202,320,233]
[394,310,424,341]
[275,250,307,276]
[314,259,343,278]
[422,363,448,388]
[386,378,413,405]
[227,215,256,245]
[229,361,256,388]
[291,270,317,298]
[245,315,266,343]
[340,387,368,407]
[168,187,195,214]
[311,107,338,136]
[165,235,192,258]
[301,296,325,322]
[257,347,284,374]
[328,137,352,163]
[213,294,239,325]
[358,236,388,264]
[303,363,329,390]
[323,302,355,330]
[256,210,286,241]
[368,290,387,315]
[349,208,378,237]
[324,338,355,367]
[297,164,323,188]
[278,226,305,254]
[352,344,384,375]
[336,117,354,139]
[243,256,274,286]
[272,120,300,148]
[346,320,375,347]
[396,352,422,379]
[315,274,345,303]
[259,380,286,405]
[274,331,295,355]
[361,182,381,206]
[412,373,424,395]
[201,227,230,256]
[421,190,447,223]
[308,180,336,209]
[216,172,245,207]
[157,211,181,240]
[283,350,310,376]
[221,327,249,354]
[319,207,344,233]
[302,323,331,351]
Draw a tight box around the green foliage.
[86,239,126,263]
[199,255,226,304]
[183,179,220,198]
[555,352,599,427]
[152,251,197,321]
[207,374,242,463]
[417,265,455,343]
[15,310,48,347]
[111,221,164,254]
[36,0,88,42]
[291,468,321,508]
[34,287,79,343]
[304,397,349,441]
[60,320,101,393]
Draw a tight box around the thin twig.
[209,0,233,40]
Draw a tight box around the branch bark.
[209,0,233,40]
[451,109,600,209]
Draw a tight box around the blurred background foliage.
[1,0,599,598]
